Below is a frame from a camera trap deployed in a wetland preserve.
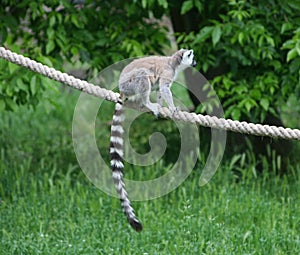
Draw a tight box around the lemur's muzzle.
[191,59,197,67]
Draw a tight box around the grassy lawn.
[0,89,299,254]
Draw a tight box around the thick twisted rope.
[1,46,300,141]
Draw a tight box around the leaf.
[46,40,55,54]
[47,28,55,39]
[266,36,275,47]
[70,46,79,56]
[16,78,28,92]
[231,108,241,120]
[157,0,168,8]
[212,26,222,46]
[0,28,8,43]
[234,85,248,94]
[49,15,56,27]
[269,60,282,71]
[0,100,5,112]
[244,98,256,112]
[202,62,209,73]
[286,48,298,62]
[5,98,17,111]
[195,26,214,43]
[287,0,300,11]
[36,56,53,67]
[194,0,203,12]
[238,32,244,45]
[30,75,38,95]
[243,231,252,242]
[229,154,242,169]
[250,89,261,99]
[8,62,18,74]
[71,14,82,28]
[142,0,147,8]
[181,0,193,15]
[281,22,293,34]
[289,57,300,73]
[296,42,300,55]
[95,38,108,47]
[5,85,13,96]
[281,39,294,50]
[258,35,264,47]
[260,98,269,111]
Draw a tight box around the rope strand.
[1,46,300,141]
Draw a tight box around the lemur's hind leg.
[138,76,160,116]
[120,69,160,115]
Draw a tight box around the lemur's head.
[172,49,197,69]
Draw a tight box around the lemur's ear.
[172,50,184,67]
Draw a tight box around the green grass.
[0,89,299,254]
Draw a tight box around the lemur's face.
[181,49,197,67]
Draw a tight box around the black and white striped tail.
[110,98,143,232]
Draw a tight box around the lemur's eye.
[187,51,192,57]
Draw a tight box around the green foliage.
[181,0,203,14]
[178,0,300,122]
[282,27,300,62]
[1,0,299,123]
[0,0,170,111]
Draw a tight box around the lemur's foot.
[146,103,160,117]
[170,106,181,115]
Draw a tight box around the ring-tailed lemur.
[110,49,197,232]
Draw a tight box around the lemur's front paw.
[152,107,160,117]
[147,103,160,117]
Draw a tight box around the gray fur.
[119,49,196,115]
